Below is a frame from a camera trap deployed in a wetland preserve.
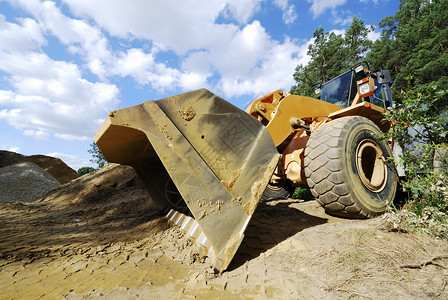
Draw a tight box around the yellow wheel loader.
[94,63,398,272]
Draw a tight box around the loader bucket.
[94,89,280,271]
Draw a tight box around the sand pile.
[0,163,175,263]
[0,161,61,203]
[0,150,81,203]
[0,150,79,184]
[38,163,160,213]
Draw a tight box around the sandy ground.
[1,164,448,299]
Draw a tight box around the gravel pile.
[0,150,79,184]
[0,162,61,203]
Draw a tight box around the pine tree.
[291,17,373,96]
[367,0,448,98]
[345,16,373,65]
[290,27,346,96]
[88,142,107,169]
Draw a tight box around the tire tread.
[305,116,385,218]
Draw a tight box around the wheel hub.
[356,139,387,193]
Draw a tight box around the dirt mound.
[0,163,166,260]
[20,155,80,184]
[0,150,79,184]
[0,162,61,203]
[38,163,161,219]
[0,150,25,166]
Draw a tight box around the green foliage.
[384,84,448,239]
[384,83,448,175]
[291,16,373,96]
[367,0,448,101]
[88,142,107,169]
[345,16,373,65]
[373,0,448,239]
[291,187,314,201]
[77,166,96,175]
[291,26,347,96]
[406,174,448,217]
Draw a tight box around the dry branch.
[400,255,448,269]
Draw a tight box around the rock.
[0,162,61,203]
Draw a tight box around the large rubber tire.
[262,183,291,201]
[304,116,397,218]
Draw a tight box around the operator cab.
[317,63,393,109]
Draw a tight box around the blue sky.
[0,0,399,170]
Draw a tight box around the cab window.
[319,71,355,108]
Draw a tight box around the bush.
[383,83,448,239]
[77,167,96,176]
[291,187,314,200]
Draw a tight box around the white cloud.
[274,0,298,24]
[0,90,15,105]
[11,0,113,79]
[331,10,353,26]
[330,29,346,36]
[62,0,244,55]
[308,0,347,18]
[46,151,93,170]
[217,36,306,98]
[0,80,119,141]
[179,72,210,91]
[24,129,50,140]
[222,0,262,24]
[177,21,307,98]
[216,21,271,76]
[113,49,158,84]
[283,5,298,24]
[297,39,314,67]
[0,14,46,53]
[0,51,120,140]
[111,48,195,91]
[8,147,20,153]
[59,0,307,98]
[0,2,120,141]
[367,30,381,42]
